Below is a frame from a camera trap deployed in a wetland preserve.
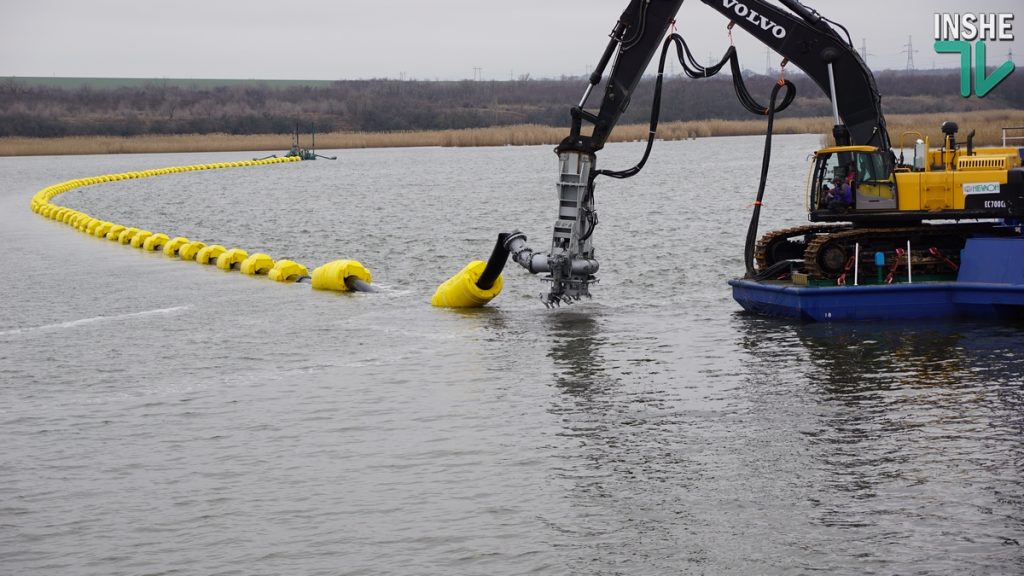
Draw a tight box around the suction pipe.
[431,229,600,309]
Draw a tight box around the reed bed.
[882,109,1024,149]
[3,110,1022,157]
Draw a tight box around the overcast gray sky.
[2,0,1021,80]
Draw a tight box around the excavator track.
[754,223,851,272]
[801,223,1010,279]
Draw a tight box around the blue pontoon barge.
[730,236,1024,322]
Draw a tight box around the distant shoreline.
[2,110,1022,156]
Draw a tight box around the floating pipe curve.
[29,156,374,295]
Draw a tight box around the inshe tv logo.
[934,13,1015,97]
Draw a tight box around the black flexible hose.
[620,0,649,51]
[752,259,800,282]
[590,34,682,182]
[593,33,794,183]
[477,232,510,290]
[743,79,795,278]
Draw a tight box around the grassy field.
[2,110,1023,157]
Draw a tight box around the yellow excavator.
[763,119,1023,279]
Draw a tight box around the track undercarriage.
[754,222,1012,282]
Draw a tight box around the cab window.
[855,152,887,182]
[810,153,842,208]
[811,149,894,208]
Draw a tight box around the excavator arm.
[557,0,686,156]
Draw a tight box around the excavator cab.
[808,146,897,221]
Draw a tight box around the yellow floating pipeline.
[179,241,207,261]
[311,259,374,292]
[142,233,170,252]
[25,155,363,297]
[268,260,309,283]
[215,248,248,271]
[431,260,503,308]
[240,253,275,275]
[195,244,226,265]
[162,237,191,257]
[29,156,301,239]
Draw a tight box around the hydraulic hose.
[593,33,795,183]
[743,79,796,278]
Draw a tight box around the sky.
[2,0,1022,81]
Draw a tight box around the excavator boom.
[560,0,889,155]
[700,0,890,150]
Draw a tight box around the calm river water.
[2,135,1023,575]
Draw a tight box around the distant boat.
[254,123,336,161]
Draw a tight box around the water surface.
[1,136,1022,575]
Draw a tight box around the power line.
[902,35,918,72]
[859,38,873,68]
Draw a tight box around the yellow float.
[240,253,275,275]
[178,241,207,261]
[215,248,249,271]
[142,233,170,251]
[130,230,154,248]
[268,260,309,283]
[195,244,226,265]
[431,260,503,308]
[162,237,191,257]
[311,259,373,292]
